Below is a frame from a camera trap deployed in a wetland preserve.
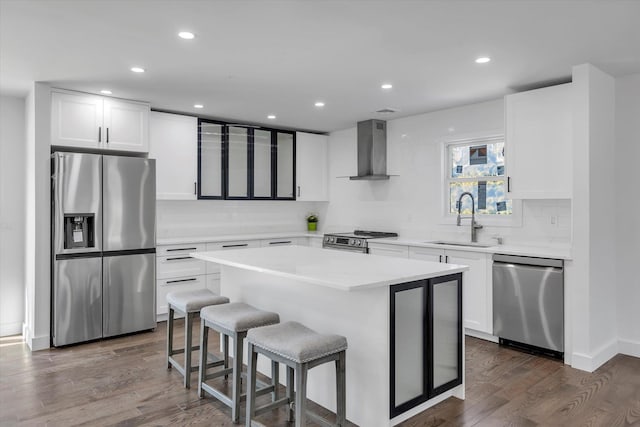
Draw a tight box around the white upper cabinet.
[51,89,149,152]
[149,112,198,200]
[296,132,328,201]
[505,83,572,199]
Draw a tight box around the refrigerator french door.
[52,152,156,346]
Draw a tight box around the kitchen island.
[191,245,468,426]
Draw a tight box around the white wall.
[324,99,571,246]
[157,200,326,239]
[615,73,640,358]
[0,95,26,336]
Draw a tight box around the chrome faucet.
[456,192,483,242]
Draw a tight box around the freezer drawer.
[493,257,564,353]
[53,257,102,346]
[103,252,156,337]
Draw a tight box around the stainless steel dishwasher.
[493,254,564,359]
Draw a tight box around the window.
[445,136,512,217]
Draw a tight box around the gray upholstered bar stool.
[166,289,230,388]
[245,321,348,427]
[199,302,280,423]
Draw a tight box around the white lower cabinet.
[444,250,492,335]
[260,237,299,247]
[368,243,409,258]
[157,275,207,319]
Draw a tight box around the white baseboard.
[465,328,499,343]
[23,323,50,351]
[618,339,640,358]
[0,321,23,337]
[572,338,618,372]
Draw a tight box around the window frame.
[440,134,522,227]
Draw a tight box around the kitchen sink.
[424,240,494,248]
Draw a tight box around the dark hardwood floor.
[1,322,638,426]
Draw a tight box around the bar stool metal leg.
[232,332,245,423]
[336,351,346,426]
[246,342,258,424]
[167,307,175,369]
[198,319,208,398]
[286,366,294,422]
[294,363,308,427]
[184,312,195,388]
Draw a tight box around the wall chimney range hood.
[349,119,390,180]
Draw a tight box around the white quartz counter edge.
[157,232,322,246]
[191,247,468,292]
[371,238,572,260]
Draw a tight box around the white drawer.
[260,237,299,247]
[156,275,206,315]
[205,240,261,274]
[157,243,206,256]
[157,255,206,279]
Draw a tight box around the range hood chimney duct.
[349,119,390,180]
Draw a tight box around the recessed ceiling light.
[130,67,145,73]
[381,83,393,89]
[194,104,203,109]
[314,101,325,107]
[267,115,276,120]
[475,57,491,64]
[100,90,112,95]
[178,31,195,40]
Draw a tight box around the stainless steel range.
[323,230,398,253]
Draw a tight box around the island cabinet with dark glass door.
[390,273,463,418]
[197,118,295,200]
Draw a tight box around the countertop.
[157,232,322,246]
[190,245,468,291]
[370,237,572,260]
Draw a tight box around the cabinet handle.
[269,241,291,245]
[297,186,301,197]
[166,256,192,261]
[98,126,102,142]
[194,182,197,195]
[445,256,449,263]
[223,243,248,248]
[166,278,197,284]
[106,127,109,143]
[439,255,442,263]
[167,247,197,252]
[507,176,511,192]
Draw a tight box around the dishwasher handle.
[493,254,563,269]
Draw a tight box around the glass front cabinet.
[198,119,295,200]
[390,273,463,418]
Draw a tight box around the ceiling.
[1,0,639,133]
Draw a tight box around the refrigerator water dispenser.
[63,214,95,249]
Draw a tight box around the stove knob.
[356,240,362,246]
[348,239,355,246]
[330,237,335,243]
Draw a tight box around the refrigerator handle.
[98,126,102,143]
[106,127,109,143]
[102,259,109,333]
[53,154,64,253]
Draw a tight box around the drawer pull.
[222,243,248,248]
[166,256,192,261]
[269,241,291,245]
[166,278,197,284]
[167,247,197,252]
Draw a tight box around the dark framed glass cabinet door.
[198,119,224,199]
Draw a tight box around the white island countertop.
[191,245,468,291]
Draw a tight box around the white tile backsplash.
[157,200,327,239]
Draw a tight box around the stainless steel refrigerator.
[51,152,156,346]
